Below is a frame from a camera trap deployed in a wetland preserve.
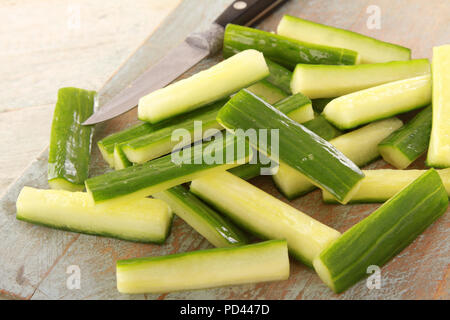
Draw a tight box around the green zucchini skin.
[273,118,403,200]
[265,58,293,94]
[116,240,289,294]
[277,15,411,64]
[223,24,359,70]
[322,168,450,203]
[85,134,251,205]
[379,106,432,169]
[98,122,152,167]
[48,87,96,191]
[153,186,247,248]
[228,163,263,180]
[302,115,342,141]
[217,89,364,204]
[311,98,334,113]
[314,169,448,293]
[16,187,173,244]
[122,100,226,164]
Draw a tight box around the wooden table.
[0,0,449,300]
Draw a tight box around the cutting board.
[1,0,449,300]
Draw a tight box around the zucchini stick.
[314,169,448,293]
[379,106,432,169]
[217,89,364,204]
[322,168,450,203]
[223,24,359,69]
[16,187,173,244]
[190,171,341,266]
[48,87,95,191]
[153,186,248,248]
[116,240,289,294]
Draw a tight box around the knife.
[83,0,288,125]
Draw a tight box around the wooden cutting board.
[0,0,449,300]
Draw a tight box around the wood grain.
[0,0,449,300]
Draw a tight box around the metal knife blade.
[83,37,211,125]
[83,0,288,125]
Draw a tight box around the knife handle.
[215,0,288,27]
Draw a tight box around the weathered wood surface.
[0,0,449,300]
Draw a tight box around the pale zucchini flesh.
[273,118,403,199]
[314,169,448,293]
[323,75,431,130]
[153,185,248,248]
[98,122,152,167]
[291,59,430,99]
[116,240,289,294]
[323,168,450,203]
[246,80,287,104]
[16,187,173,243]
[113,144,132,170]
[138,49,269,123]
[427,45,450,168]
[190,171,341,266]
[277,15,411,64]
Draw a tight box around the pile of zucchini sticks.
[16,15,450,295]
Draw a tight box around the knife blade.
[83,0,287,125]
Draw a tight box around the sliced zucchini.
[273,118,403,199]
[113,144,132,170]
[274,93,314,124]
[323,168,450,203]
[98,122,152,168]
[277,15,411,64]
[48,87,95,191]
[16,187,172,243]
[265,58,293,94]
[427,45,450,168]
[190,171,341,266]
[153,185,247,248]
[291,59,430,99]
[228,113,331,181]
[246,80,287,104]
[123,100,225,164]
[314,169,448,293]
[323,75,431,130]
[302,115,342,141]
[223,24,359,70]
[217,89,364,204]
[85,134,251,206]
[116,240,289,294]
[138,49,269,123]
[379,106,432,169]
